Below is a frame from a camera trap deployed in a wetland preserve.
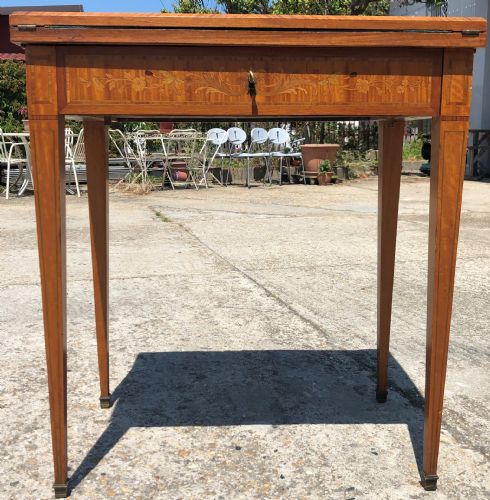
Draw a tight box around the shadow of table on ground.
[70,349,424,491]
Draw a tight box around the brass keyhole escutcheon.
[248,70,257,97]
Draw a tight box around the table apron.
[51,46,444,118]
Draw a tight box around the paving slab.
[0,177,489,499]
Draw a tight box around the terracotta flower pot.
[22,119,30,132]
[159,121,174,133]
[173,171,187,182]
[301,144,340,174]
[318,171,333,185]
[169,161,188,182]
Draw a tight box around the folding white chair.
[134,129,166,186]
[65,129,83,197]
[198,128,228,188]
[268,127,306,185]
[109,128,142,184]
[226,127,248,185]
[245,127,270,188]
[163,129,201,189]
[0,129,30,199]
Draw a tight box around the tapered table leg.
[376,119,404,403]
[422,117,469,490]
[30,118,68,498]
[84,119,111,409]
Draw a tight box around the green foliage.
[403,138,423,161]
[272,0,389,15]
[219,0,271,13]
[169,0,218,13]
[0,60,27,132]
[168,0,270,13]
[336,149,347,166]
[167,0,389,15]
[319,159,332,172]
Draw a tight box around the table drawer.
[59,46,442,118]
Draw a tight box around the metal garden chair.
[226,127,248,185]
[267,127,306,185]
[246,127,270,188]
[108,128,142,184]
[163,129,202,189]
[198,128,228,188]
[134,129,167,186]
[64,128,83,197]
[0,129,31,199]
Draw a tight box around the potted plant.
[301,143,340,175]
[318,159,334,185]
[335,149,349,180]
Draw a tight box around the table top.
[10,13,487,48]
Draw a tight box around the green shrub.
[0,60,27,132]
[319,159,332,172]
[403,138,423,161]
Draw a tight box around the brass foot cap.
[376,390,388,403]
[53,482,68,498]
[99,394,112,409]
[422,474,439,491]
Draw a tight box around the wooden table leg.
[30,118,69,498]
[84,119,111,409]
[422,117,469,490]
[376,119,404,403]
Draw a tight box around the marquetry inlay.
[61,46,441,116]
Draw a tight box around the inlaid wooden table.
[10,12,487,498]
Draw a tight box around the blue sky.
[0,0,206,12]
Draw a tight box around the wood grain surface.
[57,46,442,118]
[10,28,486,49]
[30,116,68,493]
[10,13,486,48]
[423,118,470,487]
[85,119,111,408]
[9,12,487,32]
[377,120,404,403]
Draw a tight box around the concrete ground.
[0,177,489,500]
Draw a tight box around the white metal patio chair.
[0,129,30,199]
[246,127,270,188]
[198,128,228,188]
[108,128,142,184]
[163,129,202,189]
[134,129,167,186]
[64,128,83,197]
[267,127,306,185]
[226,127,248,185]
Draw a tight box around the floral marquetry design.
[318,74,424,99]
[63,47,440,116]
[355,79,371,93]
[191,73,312,98]
[192,73,244,97]
[79,70,184,94]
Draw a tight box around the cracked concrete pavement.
[0,177,489,499]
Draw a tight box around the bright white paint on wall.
[390,0,490,129]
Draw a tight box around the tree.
[0,60,27,132]
[167,0,389,15]
[274,1,389,15]
[168,0,218,13]
[218,0,271,14]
